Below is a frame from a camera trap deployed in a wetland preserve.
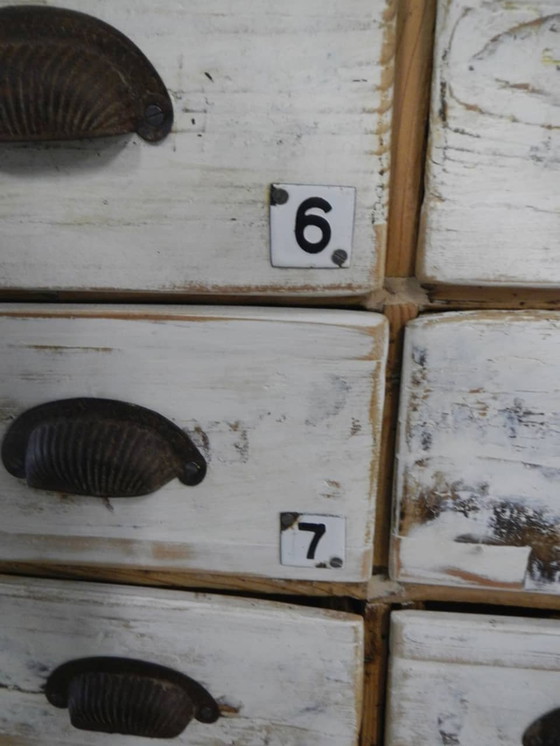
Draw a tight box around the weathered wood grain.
[417,0,560,287]
[0,305,387,583]
[392,311,560,594]
[385,0,436,277]
[368,573,560,611]
[373,300,419,569]
[0,0,395,298]
[386,610,560,745]
[0,575,363,745]
[359,603,391,746]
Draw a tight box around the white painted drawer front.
[386,610,560,746]
[0,0,394,297]
[418,0,560,286]
[392,311,560,593]
[0,575,363,745]
[0,305,387,582]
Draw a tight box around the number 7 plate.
[280,513,346,569]
[270,184,355,268]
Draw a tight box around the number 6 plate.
[270,184,355,268]
[280,513,346,569]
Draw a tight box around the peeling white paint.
[386,610,560,745]
[0,575,363,745]
[392,311,560,593]
[0,305,387,582]
[0,0,394,297]
[418,0,560,286]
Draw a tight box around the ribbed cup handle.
[0,5,173,142]
[2,398,206,497]
[523,708,560,745]
[46,657,220,738]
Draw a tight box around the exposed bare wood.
[374,301,420,569]
[424,284,560,311]
[385,0,436,277]
[376,278,560,313]
[369,574,560,612]
[360,603,391,746]
[0,562,370,600]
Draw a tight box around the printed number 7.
[298,522,326,560]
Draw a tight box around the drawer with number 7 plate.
[0,305,387,591]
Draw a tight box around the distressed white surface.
[0,575,363,745]
[0,0,394,296]
[0,305,387,582]
[392,311,560,592]
[418,0,560,286]
[386,610,560,745]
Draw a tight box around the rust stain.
[218,703,241,716]
[445,567,524,590]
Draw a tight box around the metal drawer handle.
[1,398,206,497]
[524,708,560,745]
[0,5,173,143]
[46,657,220,738]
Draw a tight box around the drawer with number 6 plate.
[0,0,394,299]
[0,305,387,587]
[0,575,364,745]
[386,610,560,746]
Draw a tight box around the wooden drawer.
[386,609,560,745]
[417,0,559,287]
[0,305,387,585]
[392,311,560,594]
[0,0,394,299]
[0,574,363,744]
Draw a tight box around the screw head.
[280,512,299,530]
[329,556,343,568]
[182,460,206,486]
[198,705,218,723]
[270,186,289,206]
[144,103,166,127]
[331,249,348,267]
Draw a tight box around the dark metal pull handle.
[2,398,206,497]
[0,5,173,142]
[523,708,560,745]
[46,657,220,738]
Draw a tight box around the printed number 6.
[294,198,333,254]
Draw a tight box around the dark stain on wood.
[401,470,560,585]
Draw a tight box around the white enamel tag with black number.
[270,184,355,268]
[280,513,346,568]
